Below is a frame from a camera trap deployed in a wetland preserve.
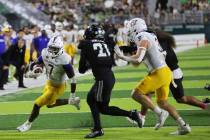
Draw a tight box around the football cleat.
[154,110,169,130]
[128,110,143,128]
[204,83,210,91]
[126,112,145,127]
[203,98,210,104]
[17,121,32,132]
[84,129,104,138]
[68,97,80,110]
[170,124,191,135]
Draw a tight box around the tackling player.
[140,30,210,120]
[126,30,210,134]
[115,18,191,135]
[17,36,80,132]
[78,24,142,138]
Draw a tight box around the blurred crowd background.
[0,0,210,90]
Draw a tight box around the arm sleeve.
[63,63,76,94]
[70,76,76,94]
[63,63,75,78]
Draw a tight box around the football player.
[17,36,80,132]
[125,30,210,134]
[139,30,210,125]
[78,24,142,138]
[115,18,191,135]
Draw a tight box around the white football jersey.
[134,31,167,72]
[41,48,71,84]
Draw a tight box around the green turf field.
[0,46,210,139]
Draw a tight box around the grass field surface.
[0,46,210,139]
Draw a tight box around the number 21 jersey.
[78,39,113,80]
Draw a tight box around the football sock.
[153,106,162,116]
[88,103,102,130]
[26,120,32,125]
[176,117,186,126]
[28,104,40,122]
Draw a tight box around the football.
[33,64,44,74]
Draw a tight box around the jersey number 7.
[48,64,54,76]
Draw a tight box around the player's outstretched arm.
[114,40,148,64]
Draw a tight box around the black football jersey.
[78,39,113,80]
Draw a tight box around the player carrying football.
[17,36,80,132]
[78,24,142,138]
[115,18,191,135]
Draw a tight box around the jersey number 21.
[93,43,111,57]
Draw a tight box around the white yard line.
[0,45,201,96]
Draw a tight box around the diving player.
[17,36,80,132]
[115,18,191,135]
[78,24,142,138]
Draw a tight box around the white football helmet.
[125,18,147,42]
[47,36,64,58]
